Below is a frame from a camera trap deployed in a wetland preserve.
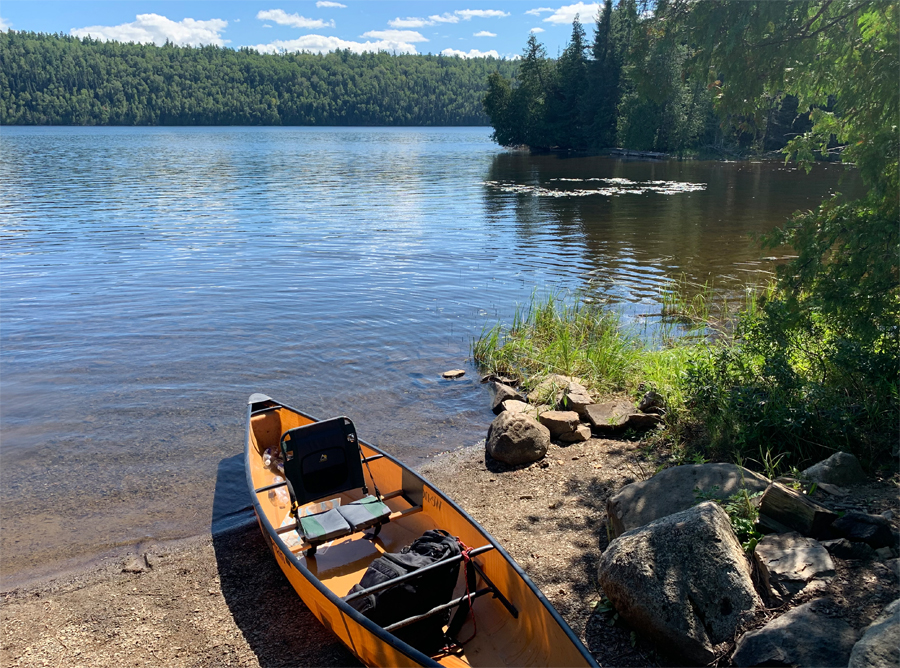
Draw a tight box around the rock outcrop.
[598,502,761,664]
[732,598,857,667]
[849,599,900,668]
[753,532,835,600]
[802,451,867,486]
[607,463,770,537]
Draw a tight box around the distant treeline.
[0,31,519,126]
[484,0,812,154]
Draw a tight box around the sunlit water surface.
[0,126,855,585]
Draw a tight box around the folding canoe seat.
[280,416,390,556]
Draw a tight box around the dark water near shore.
[0,126,855,586]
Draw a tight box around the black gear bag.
[344,529,462,653]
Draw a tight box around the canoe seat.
[281,416,390,555]
[338,495,392,532]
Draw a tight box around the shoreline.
[3,436,897,667]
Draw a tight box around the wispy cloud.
[361,29,428,42]
[543,3,602,24]
[388,9,507,29]
[248,34,419,55]
[456,9,510,20]
[388,17,430,28]
[429,13,461,24]
[316,1,346,7]
[256,9,334,29]
[71,14,228,46]
[441,48,500,58]
[0,16,11,31]
[474,31,497,37]
[530,27,545,33]
[525,7,554,16]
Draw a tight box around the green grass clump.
[472,291,704,412]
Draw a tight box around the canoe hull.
[244,396,598,668]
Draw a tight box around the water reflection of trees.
[482,152,851,306]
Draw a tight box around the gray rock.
[491,382,524,415]
[821,538,877,561]
[441,369,465,379]
[732,598,857,668]
[753,532,835,599]
[526,374,579,407]
[626,413,662,430]
[562,382,594,419]
[501,399,548,419]
[832,511,895,548]
[849,599,900,668]
[875,546,895,560]
[485,411,550,465]
[886,558,900,578]
[802,451,867,486]
[584,400,633,431]
[598,502,761,665]
[538,410,581,437]
[122,554,147,573]
[607,463,770,538]
[558,424,591,443]
[638,390,665,413]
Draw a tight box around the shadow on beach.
[211,454,361,667]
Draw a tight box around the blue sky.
[0,2,604,59]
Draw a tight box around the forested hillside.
[0,31,518,126]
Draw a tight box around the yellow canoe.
[245,394,598,668]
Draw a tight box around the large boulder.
[753,532,835,599]
[485,411,550,465]
[607,463,770,538]
[849,599,900,668]
[802,451,867,486]
[598,502,761,665]
[732,598,857,667]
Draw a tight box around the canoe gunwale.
[243,396,599,668]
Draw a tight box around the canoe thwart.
[469,556,519,619]
[383,587,493,633]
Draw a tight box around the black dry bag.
[345,529,461,653]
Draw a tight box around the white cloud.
[256,10,334,29]
[474,31,496,37]
[361,29,427,42]
[456,9,510,20]
[525,7,554,16]
[71,14,228,46]
[543,3,601,24]
[249,35,419,55]
[429,13,461,24]
[263,24,273,28]
[388,17,430,28]
[530,27,545,33]
[0,16,11,31]
[316,1,346,7]
[441,48,500,58]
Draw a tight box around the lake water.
[0,126,854,586]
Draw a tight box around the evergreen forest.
[0,30,518,126]
[484,0,815,154]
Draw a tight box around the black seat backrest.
[280,416,366,506]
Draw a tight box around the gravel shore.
[3,434,896,667]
